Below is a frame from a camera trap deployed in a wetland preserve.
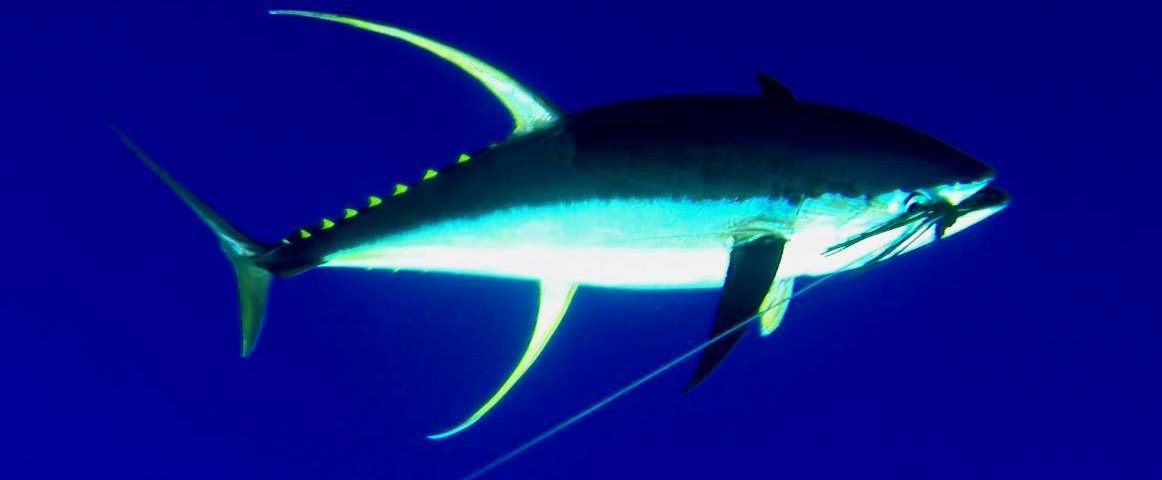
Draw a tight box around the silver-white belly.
[322,195,917,288]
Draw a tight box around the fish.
[114,10,1010,440]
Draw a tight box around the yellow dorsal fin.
[457,153,471,164]
[343,208,358,219]
[758,278,795,336]
[269,10,561,137]
[393,183,409,196]
[299,229,312,239]
[321,218,335,230]
[368,195,383,207]
[422,169,438,180]
[428,280,579,440]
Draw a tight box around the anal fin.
[428,280,578,439]
[683,236,786,393]
[759,278,795,336]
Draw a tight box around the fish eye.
[904,191,932,212]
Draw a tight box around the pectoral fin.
[683,236,786,393]
[428,281,578,439]
[758,278,795,336]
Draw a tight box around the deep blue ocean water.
[2,1,1158,478]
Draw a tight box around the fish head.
[806,105,1008,261]
[879,137,1008,246]
[784,103,995,198]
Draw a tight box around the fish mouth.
[825,185,1010,263]
[932,185,1009,239]
[932,185,1009,240]
[954,185,1010,213]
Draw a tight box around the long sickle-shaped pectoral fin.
[684,236,786,393]
[427,281,578,440]
[269,10,562,137]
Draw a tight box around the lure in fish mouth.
[115,10,1009,440]
[824,185,1010,264]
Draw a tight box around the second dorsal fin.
[270,10,562,137]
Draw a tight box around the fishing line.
[459,268,848,480]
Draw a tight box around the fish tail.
[111,126,274,358]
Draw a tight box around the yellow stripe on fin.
[368,195,383,207]
[758,278,795,336]
[393,183,408,196]
[422,169,438,181]
[321,218,335,230]
[427,280,579,440]
[269,10,561,136]
[343,208,358,219]
[299,229,312,239]
[457,153,470,164]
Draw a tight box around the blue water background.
[1,1,1157,478]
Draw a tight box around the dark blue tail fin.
[112,127,272,357]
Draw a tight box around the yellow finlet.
[457,153,471,164]
[299,229,312,239]
[321,218,335,230]
[393,183,409,196]
[422,169,438,181]
[281,238,291,245]
[368,195,383,207]
[428,281,579,440]
[343,208,358,219]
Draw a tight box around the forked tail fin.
[112,126,273,357]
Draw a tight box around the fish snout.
[936,185,1009,239]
